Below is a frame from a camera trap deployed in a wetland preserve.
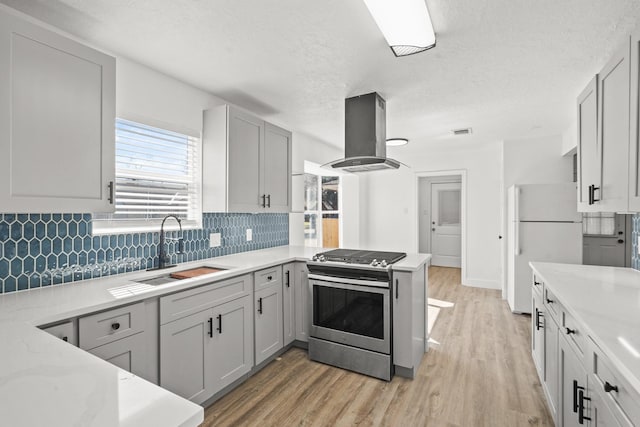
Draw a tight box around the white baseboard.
[461,277,501,290]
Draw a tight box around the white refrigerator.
[507,183,582,313]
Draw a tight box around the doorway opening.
[415,171,467,277]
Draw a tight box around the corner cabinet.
[202,105,292,213]
[0,7,115,213]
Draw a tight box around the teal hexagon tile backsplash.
[0,212,288,293]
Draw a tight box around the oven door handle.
[308,273,390,289]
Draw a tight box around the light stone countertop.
[0,245,430,427]
[529,262,640,396]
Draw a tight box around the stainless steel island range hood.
[325,92,402,173]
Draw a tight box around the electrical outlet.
[209,233,221,248]
[246,228,252,241]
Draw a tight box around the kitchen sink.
[135,266,229,286]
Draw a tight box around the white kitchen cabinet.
[160,308,214,404]
[577,75,601,212]
[202,105,292,213]
[543,302,559,423]
[598,40,630,212]
[294,262,310,342]
[0,7,115,213]
[210,295,253,394]
[254,281,284,365]
[393,266,426,379]
[282,262,296,346]
[589,386,629,427]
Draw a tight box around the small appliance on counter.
[306,249,407,381]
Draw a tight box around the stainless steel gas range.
[307,249,407,381]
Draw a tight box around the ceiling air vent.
[452,128,472,136]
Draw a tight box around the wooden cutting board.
[170,267,225,280]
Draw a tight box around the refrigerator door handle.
[514,188,520,255]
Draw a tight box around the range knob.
[318,255,326,262]
[380,260,388,268]
[370,259,379,267]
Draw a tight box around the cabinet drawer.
[561,309,586,357]
[254,265,282,290]
[160,274,252,325]
[79,302,145,350]
[41,320,77,346]
[591,340,640,424]
[532,274,544,294]
[543,287,563,325]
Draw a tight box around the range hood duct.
[325,92,402,173]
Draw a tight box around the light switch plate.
[209,233,221,248]
[246,228,253,241]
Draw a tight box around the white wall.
[503,134,574,187]
[359,142,503,289]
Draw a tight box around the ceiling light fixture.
[363,0,436,57]
[386,138,409,146]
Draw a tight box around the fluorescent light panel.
[363,0,436,57]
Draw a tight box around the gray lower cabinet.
[392,266,426,378]
[41,320,77,346]
[160,294,253,405]
[88,332,146,375]
[590,386,628,427]
[160,308,214,404]
[543,307,559,422]
[294,263,309,342]
[531,286,545,378]
[559,333,589,427]
[282,262,296,346]
[210,295,253,393]
[255,282,284,365]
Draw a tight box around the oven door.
[309,274,390,354]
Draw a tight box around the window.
[304,173,340,248]
[93,118,201,233]
[582,212,615,236]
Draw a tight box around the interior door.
[430,182,461,267]
[583,214,627,267]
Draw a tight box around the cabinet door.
[294,263,310,342]
[282,262,296,346]
[227,107,263,212]
[599,39,631,212]
[629,31,640,211]
[0,8,115,213]
[41,320,77,347]
[544,310,560,422]
[263,123,292,212]
[211,296,253,394]
[160,309,214,404]
[531,288,545,378]
[577,76,601,212]
[590,387,629,427]
[393,272,413,370]
[88,332,147,380]
[255,283,284,365]
[559,334,589,427]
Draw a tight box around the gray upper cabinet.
[598,40,630,212]
[263,123,292,212]
[576,75,601,212]
[0,7,115,213]
[203,105,292,213]
[628,30,640,212]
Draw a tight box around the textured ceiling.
[3,0,640,151]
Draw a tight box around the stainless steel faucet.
[154,214,184,270]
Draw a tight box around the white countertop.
[529,262,640,395]
[0,245,430,427]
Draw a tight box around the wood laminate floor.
[203,266,553,427]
